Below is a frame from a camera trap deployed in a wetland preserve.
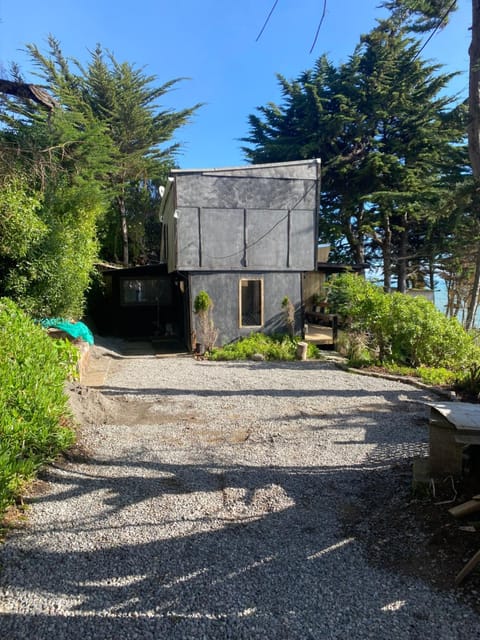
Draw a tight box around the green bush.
[207,333,320,361]
[193,290,212,314]
[416,366,456,386]
[3,181,103,319]
[328,273,476,369]
[0,298,76,516]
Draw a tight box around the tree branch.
[0,79,57,110]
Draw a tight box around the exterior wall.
[189,271,303,347]
[302,272,328,309]
[175,207,315,271]
[160,160,320,274]
[174,162,318,210]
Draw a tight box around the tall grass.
[0,298,77,516]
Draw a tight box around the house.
[159,159,322,348]
[94,159,366,349]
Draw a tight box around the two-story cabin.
[158,159,321,348]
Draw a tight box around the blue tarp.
[40,318,94,344]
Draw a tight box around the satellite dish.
[159,185,165,198]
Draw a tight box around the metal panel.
[189,271,302,346]
[289,210,317,270]
[246,210,288,268]
[200,208,245,269]
[175,173,316,210]
[165,160,321,273]
[176,208,199,269]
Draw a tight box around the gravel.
[1,353,479,639]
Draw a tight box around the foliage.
[242,16,468,288]
[194,290,213,314]
[382,363,416,377]
[328,273,476,368]
[208,333,320,361]
[382,0,458,32]
[0,37,200,317]
[20,38,201,267]
[416,366,456,386]
[4,180,103,318]
[336,331,375,367]
[0,298,76,516]
[454,363,480,401]
[379,362,455,385]
[0,174,45,260]
[193,290,218,352]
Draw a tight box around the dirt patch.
[342,463,480,613]
[66,382,200,428]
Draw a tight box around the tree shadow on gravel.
[1,458,479,640]
[1,363,477,639]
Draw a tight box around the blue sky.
[0,1,472,169]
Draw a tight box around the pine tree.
[243,18,467,290]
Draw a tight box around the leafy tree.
[384,0,480,327]
[69,42,200,266]
[243,18,466,290]
[0,53,110,317]
[0,37,200,317]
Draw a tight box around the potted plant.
[312,292,325,313]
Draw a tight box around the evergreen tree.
[243,18,467,290]
[383,1,480,327]
[0,37,200,315]
[25,39,201,266]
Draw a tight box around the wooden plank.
[455,548,480,586]
[449,500,480,518]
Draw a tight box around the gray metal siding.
[175,208,315,271]
[163,160,320,273]
[189,271,302,346]
[175,173,317,210]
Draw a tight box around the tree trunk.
[396,214,409,293]
[118,195,129,267]
[382,213,392,292]
[465,0,480,330]
[344,206,366,265]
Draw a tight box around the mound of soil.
[66,382,119,427]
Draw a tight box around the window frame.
[120,277,172,307]
[239,278,264,328]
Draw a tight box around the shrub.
[416,366,456,387]
[208,333,320,361]
[281,296,295,337]
[193,290,218,352]
[3,181,103,319]
[454,363,480,401]
[0,298,76,516]
[328,273,476,370]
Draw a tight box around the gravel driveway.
[1,352,479,639]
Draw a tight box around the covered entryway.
[91,264,189,351]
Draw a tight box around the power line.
[256,0,328,53]
[310,0,328,54]
[413,0,458,61]
[256,0,279,42]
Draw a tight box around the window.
[240,279,263,327]
[120,277,172,306]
